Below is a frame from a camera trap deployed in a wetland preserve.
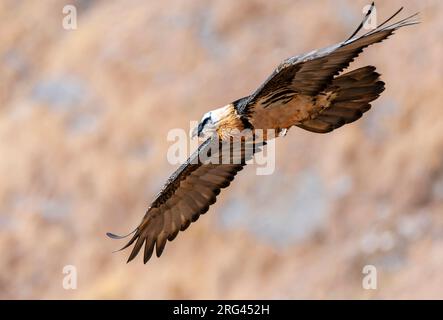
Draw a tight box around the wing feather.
[237,6,418,114]
[143,237,155,263]
[108,137,265,263]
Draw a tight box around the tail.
[297,66,385,133]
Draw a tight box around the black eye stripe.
[197,117,210,136]
[201,117,210,127]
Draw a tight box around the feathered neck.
[212,104,245,140]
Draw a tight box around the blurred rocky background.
[0,0,442,299]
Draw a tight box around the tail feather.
[297,66,384,133]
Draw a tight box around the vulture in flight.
[108,3,419,263]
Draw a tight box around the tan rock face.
[0,0,442,299]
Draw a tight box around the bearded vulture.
[108,3,419,263]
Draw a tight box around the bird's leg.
[278,128,289,137]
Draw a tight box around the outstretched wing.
[108,136,264,263]
[236,4,419,114]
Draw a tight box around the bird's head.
[191,111,216,139]
[191,105,232,139]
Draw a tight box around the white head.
[191,106,229,138]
